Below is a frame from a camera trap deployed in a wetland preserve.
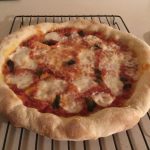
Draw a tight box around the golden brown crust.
[0,19,150,140]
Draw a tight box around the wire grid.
[0,15,150,150]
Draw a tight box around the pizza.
[0,19,150,140]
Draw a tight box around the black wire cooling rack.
[0,15,150,150]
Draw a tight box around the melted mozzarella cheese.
[6,72,33,89]
[60,94,83,113]
[78,49,95,74]
[60,36,68,42]
[79,49,95,66]
[99,51,124,95]
[34,78,67,101]
[122,51,138,79]
[32,45,76,71]
[123,51,137,67]
[104,72,123,95]
[92,92,114,107]
[99,51,123,71]
[73,76,97,92]
[45,32,61,41]
[10,46,37,70]
[102,42,120,52]
[69,32,82,44]
[71,32,79,38]
[84,35,100,45]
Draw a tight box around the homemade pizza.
[0,19,150,140]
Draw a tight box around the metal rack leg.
[2,123,10,150]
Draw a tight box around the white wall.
[0,0,150,44]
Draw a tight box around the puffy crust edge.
[0,84,140,140]
[0,19,150,140]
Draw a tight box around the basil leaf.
[52,95,60,109]
[120,76,132,91]
[120,76,128,83]
[92,43,101,50]
[43,40,57,46]
[65,59,76,66]
[7,59,14,72]
[78,30,85,37]
[123,83,132,91]
[86,98,96,112]
[94,69,103,83]
[35,68,43,77]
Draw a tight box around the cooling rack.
[0,15,150,150]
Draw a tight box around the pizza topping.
[43,40,58,46]
[94,69,103,83]
[52,95,60,109]
[35,68,43,77]
[5,71,33,89]
[73,76,97,92]
[123,51,137,67]
[6,59,14,73]
[60,94,83,113]
[64,59,76,66]
[85,97,96,112]
[100,41,121,52]
[104,72,123,95]
[34,78,67,101]
[121,51,138,79]
[78,30,85,37]
[120,75,132,89]
[78,49,95,75]
[98,49,124,95]
[9,46,37,70]
[92,92,114,107]
[79,49,95,66]
[45,32,61,41]
[120,76,128,83]
[92,43,102,50]
[84,35,100,46]
[42,32,61,46]
[99,51,123,71]
[31,45,77,72]
[70,32,79,38]
[123,83,132,91]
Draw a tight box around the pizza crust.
[0,19,150,140]
[0,84,140,140]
